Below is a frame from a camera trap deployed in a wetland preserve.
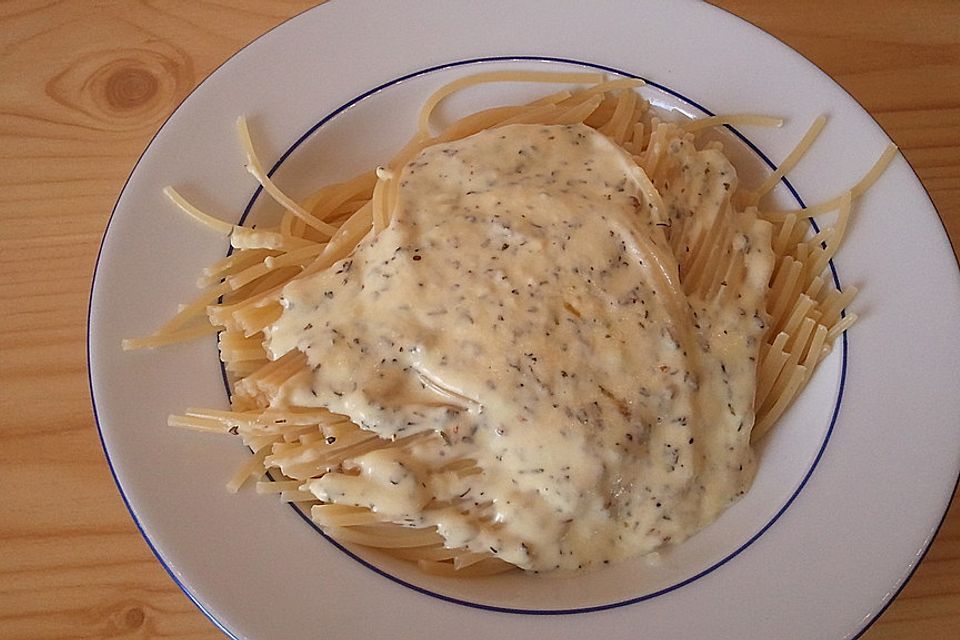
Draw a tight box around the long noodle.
[417,70,605,136]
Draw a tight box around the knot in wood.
[104,65,159,111]
[124,605,145,629]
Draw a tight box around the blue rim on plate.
[231,55,845,615]
[87,52,956,639]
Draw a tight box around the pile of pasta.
[125,71,894,576]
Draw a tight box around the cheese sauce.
[266,123,774,572]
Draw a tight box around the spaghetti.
[125,71,894,575]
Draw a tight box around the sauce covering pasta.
[266,123,774,571]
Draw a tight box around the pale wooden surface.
[0,0,957,637]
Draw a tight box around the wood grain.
[0,1,956,638]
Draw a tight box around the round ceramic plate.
[89,1,960,638]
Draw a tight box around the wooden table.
[1,1,957,638]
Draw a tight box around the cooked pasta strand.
[418,70,604,136]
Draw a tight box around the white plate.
[89,1,960,638]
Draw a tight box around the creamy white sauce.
[265,123,774,572]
